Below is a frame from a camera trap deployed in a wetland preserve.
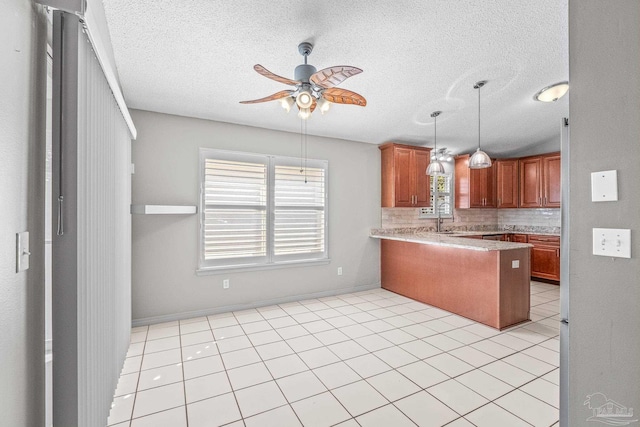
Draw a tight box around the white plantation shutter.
[199,149,328,270]
[201,152,268,267]
[274,161,327,260]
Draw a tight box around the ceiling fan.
[240,42,367,120]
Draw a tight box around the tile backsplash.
[381,207,561,232]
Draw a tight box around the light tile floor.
[109,281,560,427]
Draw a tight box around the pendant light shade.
[469,81,491,169]
[427,111,445,176]
[469,148,492,168]
[426,160,445,175]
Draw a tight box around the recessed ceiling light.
[534,81,569,102]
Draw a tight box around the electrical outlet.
[337,267,343,276]
[512,260,520,269]
[223,279,230,289]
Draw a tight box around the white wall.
[568,0,640,424]
[0,1,47,425]
[130,110,381,323]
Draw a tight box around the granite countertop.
[370,231,533,252]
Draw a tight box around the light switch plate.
[16,231,30,272]
[512,260,520,269]
[592,228,631,258]
[591,170,618,201]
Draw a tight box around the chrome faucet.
[435,201,452,232]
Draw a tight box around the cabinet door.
[496,159,519,208]
[484,163,497,207]
[531,245,560,280]
[543,154,561,207]
[455,156,470,209]
[413,150,431,207]
[393,147,413,207]
[469,166,496,207]
[519,157,543,208]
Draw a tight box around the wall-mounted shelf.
[131,205,197,215]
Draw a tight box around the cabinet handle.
[556,248,560,257]
[544,197,547,206]
[498,198,501,207]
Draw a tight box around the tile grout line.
[114,285,560,426]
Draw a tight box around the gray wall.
[568,0,640,424]
[130,110,381,323]
[0,1,47,426]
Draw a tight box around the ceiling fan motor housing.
[295,64,317,83]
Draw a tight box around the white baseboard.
[132,282,381,327]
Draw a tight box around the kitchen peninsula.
[371,229,532,330]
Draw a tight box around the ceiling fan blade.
[254,64,299,86]
[322,88,367,106]
[239,90,294,104]
[310,66,363,88]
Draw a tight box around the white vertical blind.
[52,12,132,427]
[76,26,131,426]
[199,150,328,270]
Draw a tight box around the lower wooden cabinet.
[528,235,560,281]
[511,234,528,243]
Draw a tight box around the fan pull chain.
[304,121,308,184]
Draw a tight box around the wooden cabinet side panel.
[519,157,543,208]
[498,248,531,327]
[543,153,561,207]
[380,146,395,207]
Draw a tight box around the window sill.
[196,258,331,276]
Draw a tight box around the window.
[420,173,453,218]
[199,149,328,271]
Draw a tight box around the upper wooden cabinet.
[455,154,496,208]
[379,143,431,207]
[519,152,561,208]
[495,159,519,208]
[543,154,561,207]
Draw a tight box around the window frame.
[198,148,329,274]
[420,173,454,219]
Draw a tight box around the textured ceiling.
[102,0,568,156]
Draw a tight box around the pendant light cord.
[434,115,437,152]
[299,119,308,183]
[477,84,481,150]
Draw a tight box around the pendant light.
[468,80,492,169]
[426,111,445,176]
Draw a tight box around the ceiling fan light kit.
[469,80,492,169]
[240,42,367,120]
